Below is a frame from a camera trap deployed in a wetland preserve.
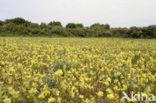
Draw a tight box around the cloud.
[0,0,156,27]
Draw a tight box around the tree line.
[0,17,156,38]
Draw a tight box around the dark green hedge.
[0,17,156,38]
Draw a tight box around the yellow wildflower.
[96,91,104,97]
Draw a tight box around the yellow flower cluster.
[0,37,155,103]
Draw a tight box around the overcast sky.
[0,0,156,27]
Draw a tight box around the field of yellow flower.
[0,37,156,103]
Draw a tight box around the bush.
[0,20,4,26]
[68,28,86,37]
[1,23,16,33]
[0,17,156,38]
[66,23,77,29]
[30,23,40,28]
[128,27,143,38]
[110,28,128,37]
[76,24,84,28]
[49,27,71,36]
[48,21,62,27]
[90,23,110,30]
[40,22,47,29]
[31,28,42,35]
[104,24,110,30]
[5,17,30,25]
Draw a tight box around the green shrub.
[48,21,62,27]
[0,17,156,38]
[40,22,47,29]
[5,17,30,25]
[66,23,77,29]
[49,27,71,36]
[0,20,4,26]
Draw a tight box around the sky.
[0,0,156,27]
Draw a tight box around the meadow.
[0,37,156,103]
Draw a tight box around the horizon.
[1,17,155,28]
[0,0,156,27]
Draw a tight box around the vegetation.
[0,37,156,103]
[0,17,156,38]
